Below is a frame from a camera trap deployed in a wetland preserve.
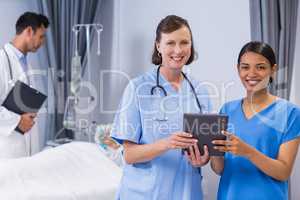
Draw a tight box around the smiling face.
[238,51,277,93]
[155,26,192,70]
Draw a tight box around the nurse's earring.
[269,64,277,86]
[269,76,274,84]
[157,52,162,64]
[267,76,274,89]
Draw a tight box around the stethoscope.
[2,48,14,86]
[3,46,30,86]
[150,66,202,121]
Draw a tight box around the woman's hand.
[159,132,198,150]
[185,144,210,167]
[212,130,254,158]
[123,132,197,164]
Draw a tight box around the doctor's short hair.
[15,12,49,34]
[237,41,277,83]
[151,15,195,65]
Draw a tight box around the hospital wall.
[0,0,32,46]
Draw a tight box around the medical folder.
[2,80,47,115]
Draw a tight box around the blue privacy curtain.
[36,0,103,141]
[249,0,299,99]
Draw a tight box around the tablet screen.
[183,113,228,156]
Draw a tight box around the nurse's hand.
[17,113,36,133]
[212,130,254,158]
[185,144,209,167]
[161,132,198,150]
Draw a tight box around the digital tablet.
[183,113,228,156]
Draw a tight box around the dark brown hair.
[151,15,195,65]
[16,12,49,34]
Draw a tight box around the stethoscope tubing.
[150,66,202,113]
[3,48,13,81]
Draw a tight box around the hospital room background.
[0,0,300,199]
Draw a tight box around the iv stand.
[73,23,103,85]
[49,23,103,147]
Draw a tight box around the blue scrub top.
[111,67,211,200]
[217,99,300,200]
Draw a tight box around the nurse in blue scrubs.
[211,41,300,200]
[111,15,211,200]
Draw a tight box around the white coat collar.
[6,43,27,62]
[4,43,28,84]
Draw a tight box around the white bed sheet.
[0,142,122,200]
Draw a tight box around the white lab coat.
[0,43,39,158]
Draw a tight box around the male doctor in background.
[0,12,49,158]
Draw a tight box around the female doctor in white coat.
[0,12,49,158]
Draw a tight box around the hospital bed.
[0,141,122,200]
